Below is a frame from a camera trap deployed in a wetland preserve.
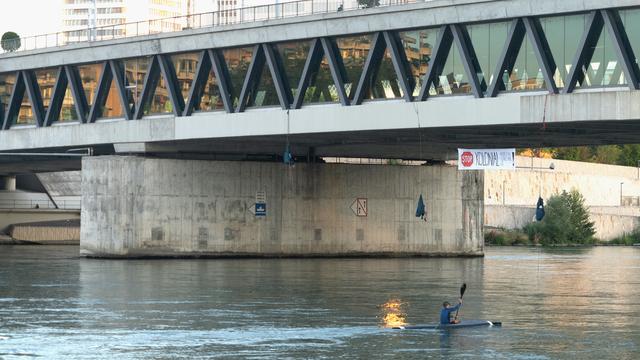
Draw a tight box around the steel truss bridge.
[1,0,640,173]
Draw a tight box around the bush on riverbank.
[485,228,531,246]
[608,225,640,245]
[523,190,595,246]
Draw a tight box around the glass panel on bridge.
[59,87,79,123]
[501,36,546,91]
[80,63,124,119]
[78,64,101,110]
[435,41,471,95]
[199,71,224,112]
[336,34,373,100]
[364,48,403,100]
[576,21,627,88]
[170,52,199,107]
[276,41,310,98]
[35,68,58,114]
[0,72,16,112]
[468,22,509,91]
[540,14,586,88]
[101,80,125,118]
[246,65,280,108]
[124,57,149,111]
[146,73,173,115]
[17,90,35,125]
[303,57,340,104]
[621,9,640,72]
[222,46,254,109]
[399,28,438,97]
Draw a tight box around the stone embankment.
[1,219,80,245]
[485,156,640,240]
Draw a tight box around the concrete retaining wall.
[484,156,640,240]
[485,205,640,240]
[80,156,484,258]
[8,220,80,244]
[0,209,80,233]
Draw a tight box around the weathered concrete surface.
[0,234,12,244]
[486,156,640,207]
[7,219,80,245]
[3,90,640,160]
[485,205,640,241]
[1,176,16,191]
[80,156,484,258]
[0,209,80,233]
[37,171,82,208]
[483,156,640,240]
[37,172,81,197]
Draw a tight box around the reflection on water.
[0,246,638,359]
[378,299,407,328]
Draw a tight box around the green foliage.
[484,228,530,246]
[543,145,640,167]
[607,225,640,245]
[358,0,380,8]
[553,146,594,162]
[524,190,595,245]
[1,31,21,52]
[617,144,640,166]
[594,145,622,164]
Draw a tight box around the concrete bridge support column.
[80,156,484,258]
[1,176,16,191]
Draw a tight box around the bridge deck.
[0,0,639,168]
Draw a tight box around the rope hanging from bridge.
[283,110,294,166]
[414,104,427,222]
[542,94,549,130]
[534,93,552,221]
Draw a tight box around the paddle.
[454,283,466,321]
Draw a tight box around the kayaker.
[440,298,462,325]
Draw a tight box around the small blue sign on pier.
[255,202,267,217]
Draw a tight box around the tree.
[1,32,21,52]
[617,144,640,166]
[553,146,594,162]
[594,145,621,164]
[524,190,595,245]
[358,0,380,9]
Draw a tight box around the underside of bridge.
[3,118,640,175]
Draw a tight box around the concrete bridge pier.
[1,176,16,191]
[79,156,484,258]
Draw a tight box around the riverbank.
[485,228,640,246]
[1,219,80,245]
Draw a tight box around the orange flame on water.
[379,299,407,328]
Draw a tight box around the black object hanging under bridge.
[535,196,545,221]
[416,194,427,221]
[283,144,294,166]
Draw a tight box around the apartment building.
[62,0,187,43]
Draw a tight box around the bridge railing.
[0,199,81,210]
[0,0,420,55]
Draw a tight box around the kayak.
[393,320,501,330]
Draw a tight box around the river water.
[0,246,638,359]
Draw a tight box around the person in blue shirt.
[440,298,463,325]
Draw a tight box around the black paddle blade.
[460,283,467,298]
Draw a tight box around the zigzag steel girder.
[0,6,639,130]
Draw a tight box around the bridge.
[0,0,639,257]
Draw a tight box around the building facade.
[206,0,360,25]
[62,0,187,43]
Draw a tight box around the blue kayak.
[393,320,501,330]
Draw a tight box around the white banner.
[458,148,515,170]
